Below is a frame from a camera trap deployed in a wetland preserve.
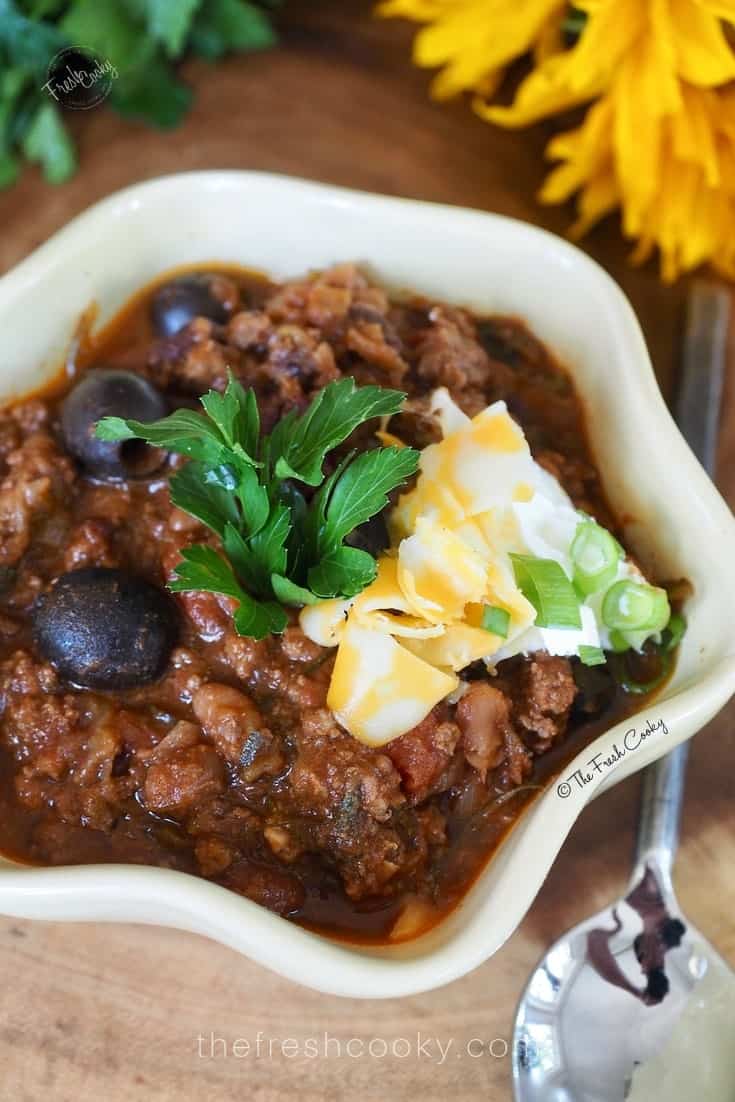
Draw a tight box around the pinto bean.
[192,682,284,781]
[143,744,226,817]
[456,683,511,780]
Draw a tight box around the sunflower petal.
[669,0,735,85]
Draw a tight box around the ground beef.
[279,626,324,664]
[318,812,405,900]
[0,650,159,831]
[0,431,74,567]
[63,518,117,571]
[259,324,340,403]
[226,309,273,351]
[345,307,408,384]
[287,708,403,824]
[7,693,82,783]
[417,306,491,392]
[511,654,579,752]
[146,316,238,394]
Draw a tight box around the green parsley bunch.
[97,374,420,639]
[0,0,278,188]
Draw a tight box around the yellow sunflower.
[376,0,568,99]
[378,0,735,281]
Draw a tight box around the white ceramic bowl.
[0,172,733,998]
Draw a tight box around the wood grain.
[0,4,732,1100]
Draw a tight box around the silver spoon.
[511,282,735,1102]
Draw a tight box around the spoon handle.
[633,281,729,884]
[634,744,689,886]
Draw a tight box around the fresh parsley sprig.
[0,0,279,189]
[96,373,419,639]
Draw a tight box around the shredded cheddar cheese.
[300,389,586,746]
[327,621,458,747]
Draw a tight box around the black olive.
[61,369,168,481]
[150,273,234,337]
[345,511,389,557]
[33,568,178,690]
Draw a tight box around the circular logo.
[44,47,116,111]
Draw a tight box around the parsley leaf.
[200,370,259,456]
[0,0,67,68]
[168,543,243,599]
[20,100,76,183]
[96,408,230,464]
[270,574,319,607]
[110,48,192,130]
[221,504,289,598]
[270,378,408,486]
[0,153,19,188]
[189,0,276,59]
[168,544,286,640]
[246,502,290,584]
[96,376,416,637]
[233,596,287,639]
[315,446,419,554]
[308,546,378,599]
[169,461,240,538]
[124,0,202,57]
[0,0,278,190]
[232,463,269,537]
[60,0,141,71]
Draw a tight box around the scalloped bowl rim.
[0,171,733,999]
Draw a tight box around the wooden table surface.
[0,4,732,1100]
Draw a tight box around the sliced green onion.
[481,604,510,637]
[608,628,631,653]
[608,603,683,695]
[578,644,606,667]
[510,554,582,629]
[601,579,670,633]
[661,611,686,653]
[570,520,622,596]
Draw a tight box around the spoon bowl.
[513,852,735,1100]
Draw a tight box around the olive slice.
[150,273,236,337]
[33,568,178,689]
[61,369,168,481]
